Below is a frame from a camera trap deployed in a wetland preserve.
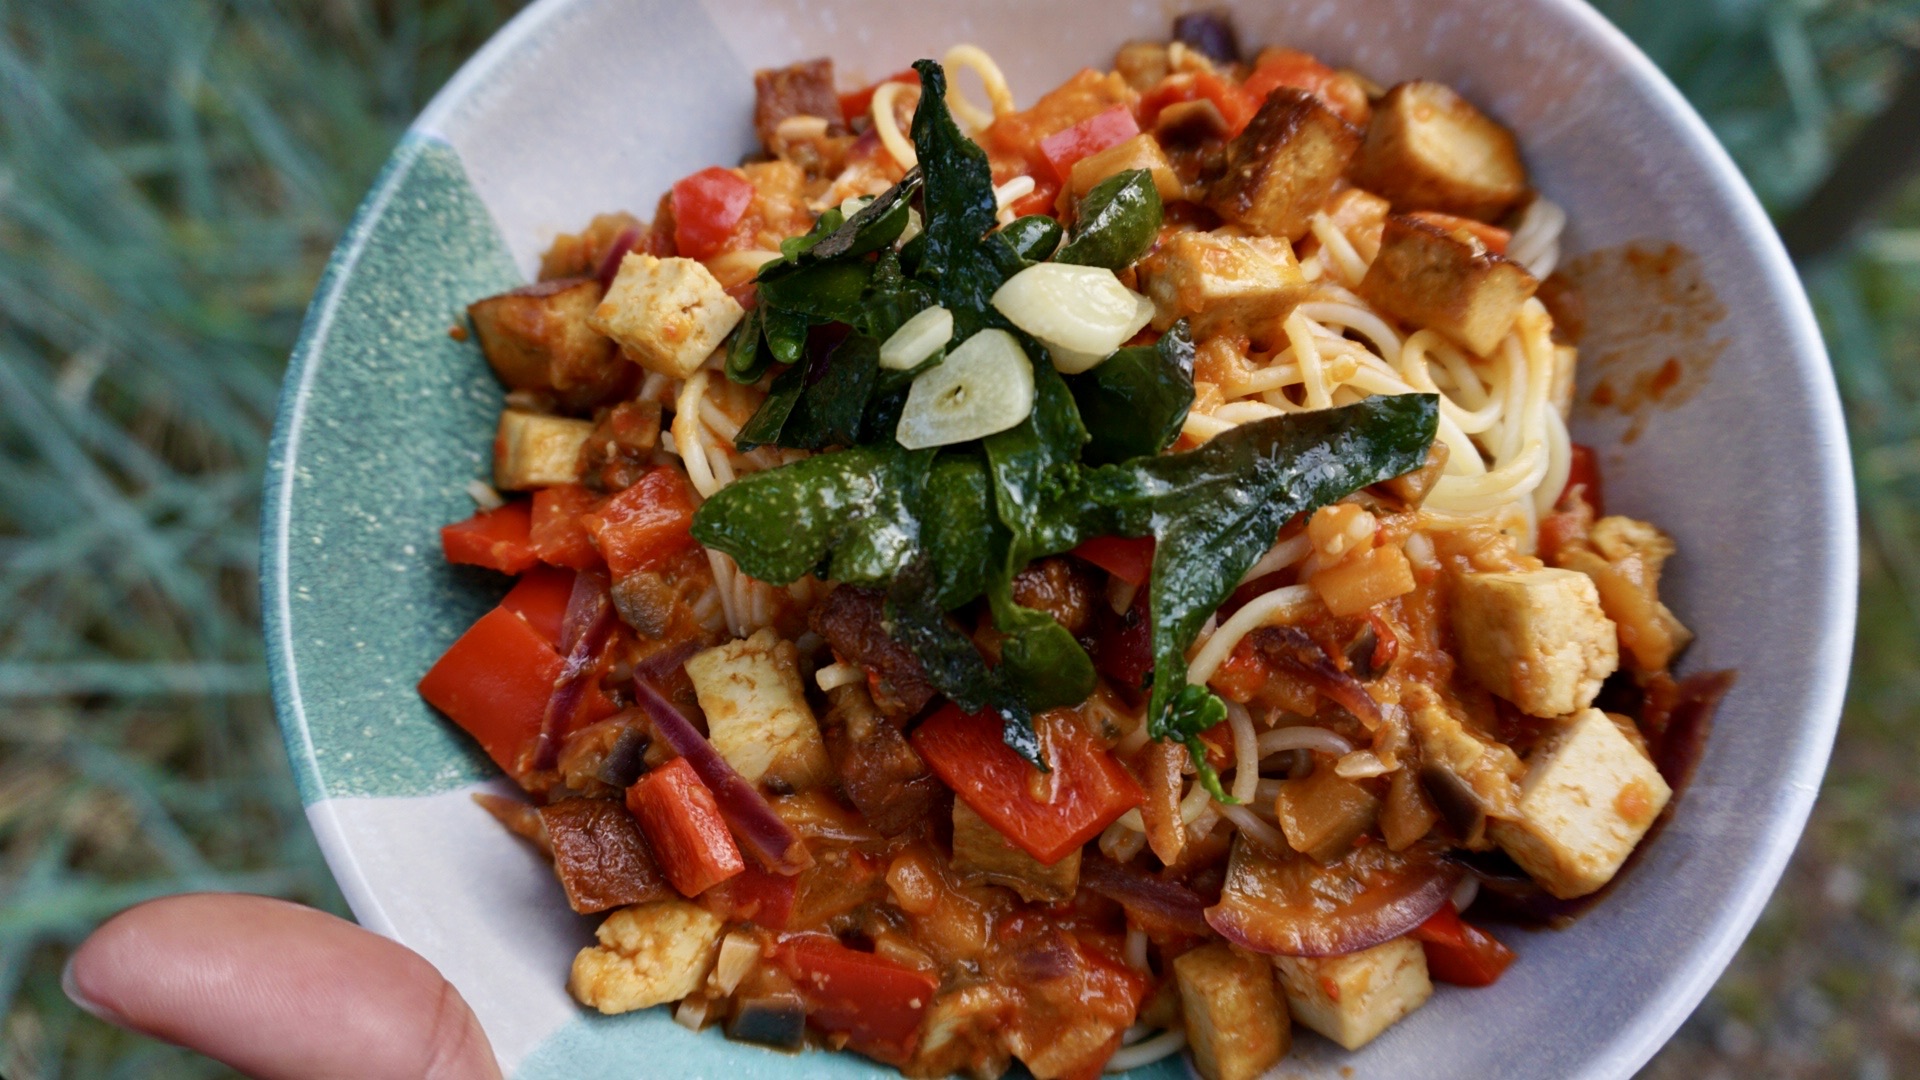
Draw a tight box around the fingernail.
[61,952,117,1023]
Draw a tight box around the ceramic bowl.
[262,1,1856,1076]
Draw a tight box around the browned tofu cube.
[1136,229,1309,338]
[1068,133,1184,204]
[468,278,628,407]
[951,800,1080,903]
[1175,943,1290,1080]
[589,254,744,379]
[538,798,672,914]
[1359,214,1540,356]
[1206,88,1362,242]
[493,409,593,490]
[1274,762,1381,864]
[753,58,845,150]
[1353,81,1529,221]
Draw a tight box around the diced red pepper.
[499,565,576,647]
[911,705,1142,865]
[1090,590,1152,691]
[1406,210,1513,255]
[626,757,745,897]
[1562,443,1605,515]
[439,501,537,574]
[579,466,697,578]
[418,606,564,774]
[670,166,755,261]
[1139,71,1259,137]
[772,935,939,1067]
[1241,48,1371,128]
[702,857,798,929]
[1007,175,1063,219]
[529,484,605,572]
[1037,105,1140,184]
[1071,535,1155,587]
[1410,904,1516,987]
[838,68,919,125]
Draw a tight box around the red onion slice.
[1079,855,1212,937]
[1205,837,1459,957]
[533,573,618,770]
[595,226,643,288]
[635,681,814,876]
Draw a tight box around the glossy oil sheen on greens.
[1054,168,1164,270]
[1069,320,1195,466]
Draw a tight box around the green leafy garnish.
[1055,169,1164,270]
[998,214,1065,262]
[907,58,1015,340]
[1163,685,1232,802]
[725,305,771,385]
[1068,320,1195,466]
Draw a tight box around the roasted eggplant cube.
[467,277,630,408]
[820,682,943,836]
[1353,81,1528,221]
[1174,943,1290,1080]
[1358,215,1540,357]
[1272,937,1432,1051]
[1274,763,1381,864]
[538,798,672,914]
[950,799,1081,904]
[726,993,809,1051]
[753,58,844,148]
[493,409,593,490]
[1206,88,1362,242]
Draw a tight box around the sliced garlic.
[879,306,954,371]
[989,263,1156,373]
[896,329,1034,449]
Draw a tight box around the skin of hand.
[62,892,503,1080]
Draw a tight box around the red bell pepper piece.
[626,757,745,897]
[1037,105,1140,184]
[702,856,798,929]
[1410,904,1516,987]
[529,484,605,572]
[499,565,576,648]
[579,466,697,578]
[417,606,564,774]
[1071,535,1154,587]
[1561,443,1605,515]
[1007,175,1062,219]
[772,936,939,1067]
[1139,71,1259,137]
[911,705,1142,865]
[838,68,919,125]
[670,166,755,261]
[439,501,537,574]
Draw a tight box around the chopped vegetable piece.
[950,799,1082,903]
[1242,47,1370,128]
[1066,320,1194,465]
[440,501,538,575]
[772,936,940,1067]
[1205,837,1459,957]
[418,606,564,775]
[499,565,576,647]
[671,166,755,260]
[1410,903,1515,986]
[626,756,746,897]
[1054,169,1164,271]
[702,856,799,930]
[529,484,604,572]
[896,328,1036,447]
[1070,535,1155,587]
[538,798,673,914]
[726,994,809,1051]
[879,304,954,371]
[579,466,697,578]
[1037,105,1140,184]
[989,263,1154,373]
[910,704,1142,864]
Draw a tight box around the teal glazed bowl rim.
[262,1,1857,1077]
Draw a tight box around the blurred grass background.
[0,0,1915,1076]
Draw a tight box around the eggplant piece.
[1204,835,1458,957]
[1374,441,1449,511]
[726,994,809,1051]
[753,59,845,146]
[950,800,1081,904]
[1172,10,1241,63]
[808,586,936,720]
[467,278,630,409]
[473,792,551,855]
[1351,81,1529,221]
[1273,763,1381,864]
[537,798,672,914]
[1206,88,1362,242]
[1358,214,1539,357]
[1009,556,1101,638]
[818,682,944,835]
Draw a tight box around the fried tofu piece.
[684,628,832,792]
[467,277,629,408]
[1272,937,1431,1051]
[1352,81,1529,221]
[753,58,845,150]
[1451,568,1618,717]
[1206,88,1362,242]
[1068,132,1184,203]
[1359,214,1539,356]
[1136,229,1309,337]
[1175,943,1291,1080]
[493,409,592,490]
[589,253,743,379]
[568,899,726,1014]
[950,800,1081,903]
[1490,707,1672,898]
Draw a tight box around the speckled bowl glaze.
[263,1,1855,1076]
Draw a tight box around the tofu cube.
[951,799,1081,903]
[1272,937,1431,1051]
[1490,707,1673,898]
[568,898,726,1014]
[492,409,593,490]
[466,277,627,406]
[1068,132,1184,204]
[1206,88,1362,242]
[1359,214,1539,356]
[589,253,744,379]
[1175,943,1291,1080]
[1352,81,1529,221]
[1451,568,1618,717]
[685,628,832,791]
[1137,230,1309,338]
